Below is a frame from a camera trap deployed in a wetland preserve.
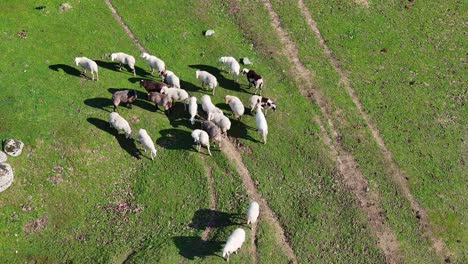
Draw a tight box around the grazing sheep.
[189,96,198,125]
[140,79,168,93]
[191,129,211,155]
[247,201,260,225]
[255,104,268,144]
[160,87,189,110]
[147,92,172,113]
[74,57,98,81]
[201,121,222,145]
[195,70,218,95]
[137,128,156,161]
[159,70,181,88]
[249,95,277,116]
[140,52,165,75]
[241,68,264,95]
[201,95,223,120]
[219,56,240,81]
[224,95,245,120]
[110,52,136,76]
[222,228,246,261]
[108,112,132,138]
[209,113,231,136]
[112,90,137,112]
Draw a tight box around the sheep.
[219,56,240,81]
[74,57,98,81]
[209,113,231,136]
[110,52,136,76]
[159,70,181,88]
[201,121,222,145]
[140,79,168,93]
[137,128,156,161]
[241,68,264,95]
[224,95,245,120]
[222,228,246,261]
[112,90,138,112]
[160,87,189,110]
[147,92,173,113]
[108,112,132,138]
[247,201,260,225]
[140,52,165,75]
[191,129,211,155]
[201,95,223,120]
[189,96,198,125]
[255,104,268,144]
[249,95,277,116]
[195,70,218,95]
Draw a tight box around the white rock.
[0,151,7,163]
[204,29,215,36]
[0,163,13,192]
[3,139,24,157]
[241,57,252,65]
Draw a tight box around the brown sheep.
[112,90,137,112]
[139,79,168,93]
[147,92,173,113]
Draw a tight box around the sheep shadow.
[83,97,113,112]
[189,209,241,230]
[214,103,231,113]
[49,64,82,78]
[228,119,260,143]
[172,236,223,260]
[95,60,148,76]
[156,128,193,151]
[188,64,242,93]
[180,79,199,93]
[107,88,155,112]
[87,117,141,159]
[128,76,161,84]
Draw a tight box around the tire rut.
[221,138,297,264]
[261,0,402,262]
[199,156,217,242]
[295,0,449,258]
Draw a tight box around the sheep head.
[241,68,249,75]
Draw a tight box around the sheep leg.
[212,86,215,96]
[95,71,99,81]
[132,68,136,76]
[127,103,132,109]
[150,67,154,75]
[113,105,117,112]
[207,144,212,156]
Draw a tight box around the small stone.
[0,151,7,163]
[3,139,24,157]
[0,163,14,192]
[204,29,215,36]
[59,3,72,12]
[241,57,252,65]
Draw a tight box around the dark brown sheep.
[139,79,168,93]
[112,90,137,112]
[147,92,173,113]
[201,120,222,144]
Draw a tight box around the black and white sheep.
[242,68,264,95]
[249,95,277,116]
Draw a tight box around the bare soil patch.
[24,215,48,234]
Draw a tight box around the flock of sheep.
[75,51,277,260]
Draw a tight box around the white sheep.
[249,95,277,116]
[140,52,165,75]
[110,52,136,76]
[161,87,189,110]
[74,57,98,81]
[137,128,156,161]
[191,129,211,156]
[224,95,245,120]
[108,112,132,138]
[247,201,260,225]
[219,56,240,81]
[222,228,246,261]
[189,96,198,125]
[255,105,268,144]
[159,70,181,88]
[195,70,218,95]
[209,113,231,136]
[201,95,223,120]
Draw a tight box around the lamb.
[137,128,156,161]
[188,96,198,125]
[201,121,222,145]
[241,68,264,95]
[224,95,245,120]
[160,87,189,110]
[112,90,138,112]
[191,129,211,156]
[255,104,268,144]
[110,52,136,76]
[247,201,260,225]
[139,79,168,93]
[74,57,98,81]
[219,56,240,81]
[222,228,246,261]
[159,70,181,88]
[140,52,165,75]
[108,112,132,138]
[195,70,218,95]
[209,113,231,136]
[147,92,172,113]
[249,95,277,116]
[201,95,223,121]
